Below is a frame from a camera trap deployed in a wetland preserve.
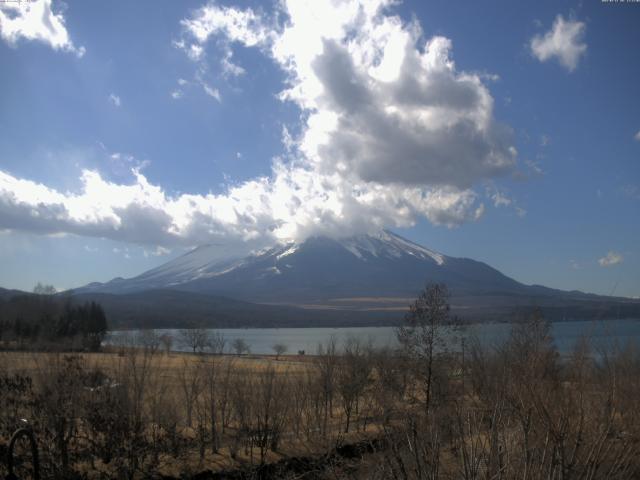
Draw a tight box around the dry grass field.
[3,314,640,479]
[0,349,313,377]
[0,346,391,478]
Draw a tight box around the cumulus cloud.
[181,2,517,183]
[0,160,486,248]
[599,251,623,267]
[178,1,516,187]
[530,15,586,72]
[0,0,84,57]
[1,0,520,248]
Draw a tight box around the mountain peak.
[284,230,446,266]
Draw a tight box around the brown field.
[0,349,313,376]
[2,315,640,479]
[0,346,390,478]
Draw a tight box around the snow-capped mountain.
[72,230,640,325]
[77,230,530,304]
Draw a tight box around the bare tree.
[315,336,338,437]
[337,337,371,432]
[397,283,452,416]
[272,343,288,360]
[207,331,226,355]
[179,327,210,354]
[252,366,289,463]
[137,329,161,355]
[201,356,221,453]
[231,338,250,355]
[159,333,173,355]
[178,358,202,428]
[33,282,57,295]
[34,354,85,475]
[372,347,409,426]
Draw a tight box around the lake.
[107,318,640,356]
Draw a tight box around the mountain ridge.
[73,231,638,317]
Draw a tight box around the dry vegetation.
[1,285,640,479]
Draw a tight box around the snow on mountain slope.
[337,230,445,264]
[75,229,529,303]
[141,245,235,280]
[77,243,248,293]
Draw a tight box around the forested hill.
[0,289,107,349]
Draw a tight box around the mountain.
[77,230,520,299]
[75,230,640,324]
[0,287,29,301]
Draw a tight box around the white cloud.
[487,188,527,217]
[530,15,586,72]
[0,0,521,249]
[634,130,640,142]
[202,82,221,101]
[178,0,519,229]
[0,0,84,57]
[181,0,517,185]
[180,3,272,49]
[490,191,512,207]
[109,94,121,107]
[171,79,188,99]
[179,1,516,189]
[221,46,246,77]
[599,251,623,267]
[0,161,487,248]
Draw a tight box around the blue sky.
[0,0,638,297]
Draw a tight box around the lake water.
[108,318,640,356]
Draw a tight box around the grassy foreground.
[0,346,392,478]
[2,316,640,479]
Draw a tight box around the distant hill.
[71,290,397,329]
[0,287,30,301]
